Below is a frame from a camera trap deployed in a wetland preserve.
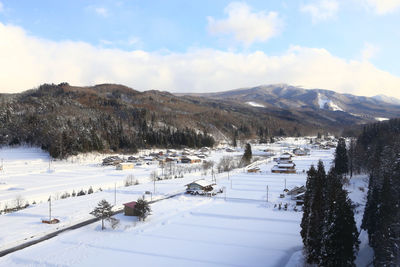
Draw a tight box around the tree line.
[302,119,400,266]
[301,138,359,266]
[351,119,400,266]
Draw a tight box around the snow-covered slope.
[317,93,343,111]
[375,117,389,121]
[246,101,265,108]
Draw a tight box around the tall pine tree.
[321,169,359,267]
[334,138,348,175]
[301,160,327,264]
[300,164,317,254]
[242,143,252,166]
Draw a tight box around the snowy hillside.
[246,101,265,108]
[317,93,343,111]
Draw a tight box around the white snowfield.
[317,93,343,112]
[0,139,370,266]
[246,102,265,108]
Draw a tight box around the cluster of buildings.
[101,147,212,170]
[271,153,297,174]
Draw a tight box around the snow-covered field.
[0,138,370,266]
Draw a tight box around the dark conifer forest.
[353,119,400,266]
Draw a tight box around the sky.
[0,0,400,98]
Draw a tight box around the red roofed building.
[123,201,137,216]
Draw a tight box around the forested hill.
[0,83,389,158]
[0,83,312,158]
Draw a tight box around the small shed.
[123,201,137,216]
[116,162,134,170]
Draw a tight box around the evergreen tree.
[334,138,348,175]
[301,160,327,264]
[321,169,359,267]
[242,143,252,165]
[90,199,114,230]
[133,198,151,221]
[300,164,317,251]
[372,174,399,266]
[232,130,238,147]
[347,139,356,177]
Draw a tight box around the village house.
[287,185,306,196]
[123,201,137,216]
[185,179,215,195]
[116,162,134,170]
[271,153,296,173]
[293,148,310,156]
[293,192,305,206]
[181,156,201,164]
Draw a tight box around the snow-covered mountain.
[372,94,400,105]
[183,84,400,123]
[317,93,343,111]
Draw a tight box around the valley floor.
[0,140,371,266]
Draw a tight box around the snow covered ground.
[0,138,370,266]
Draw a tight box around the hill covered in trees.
[0,83,308,158]
[0,82,392,158]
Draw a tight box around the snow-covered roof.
[123,201,136,209]
[277,163,295,168]
[118,162,134,166]
[186,179,214,188]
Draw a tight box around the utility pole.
[48,196,52,220]
[114,182,116,206]
[266,185,269,202]
[230,179,232,189]
[284,178,287,190]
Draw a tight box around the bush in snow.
[77,189,86,196]
[88,186,94,194]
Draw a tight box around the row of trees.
[351,119,400,266]
[301,139,359,266]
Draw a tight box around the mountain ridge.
[0,82,399,158]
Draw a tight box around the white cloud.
[301,0,339,23]
[207,2,283,46]
[359,0,400,14]
[0,22,400,99]
[99,37,142,47]
[94,7,109,17]
[361,42,380,61]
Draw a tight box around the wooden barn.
[123,201,137,216]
